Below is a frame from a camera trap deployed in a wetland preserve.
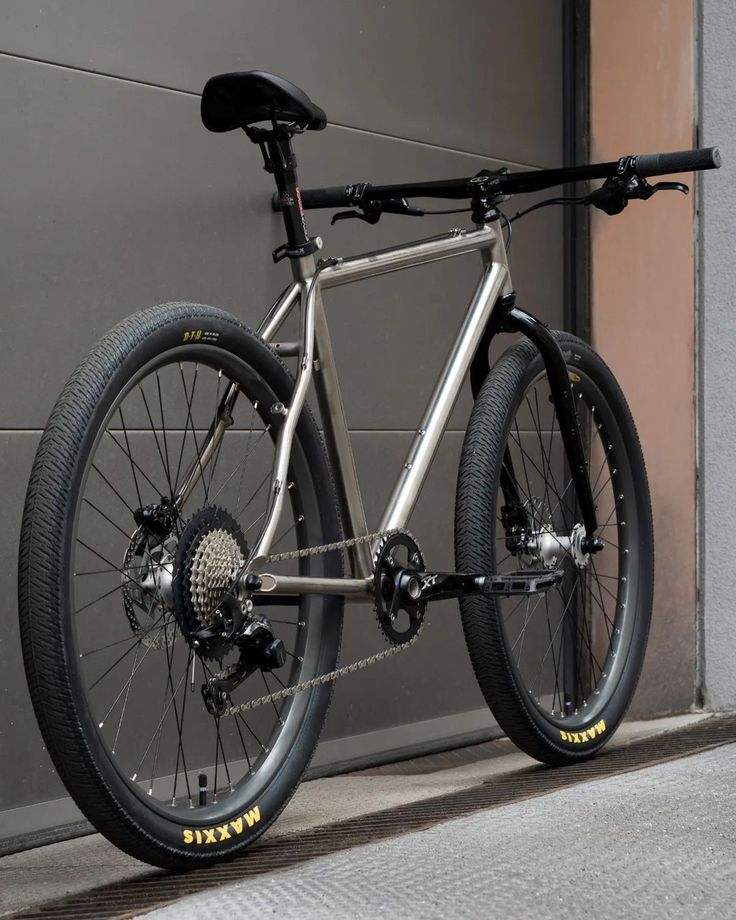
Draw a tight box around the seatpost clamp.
[272,236,323,264]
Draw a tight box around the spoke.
[540,590,563,713]
[117,406,142,508]
[237,401,259,504]
[73,581,127,616]
[509,431,573,525]
[235,712,268,754]
[559,581,606,679]
[140,383,174,499]
[91,463,136,516]
[160,623,191,804]
[206,371,225,495]
[74,538,156,611]
[156,372,174,498]
[107,428,165,500]
[532,584,577,695]
[111,642,140,755]
[589,561,614,644]
[578,570,617,635]
[94,635,159,720]
[593,474,613,504]
[131,658,189,782]
[215,716,233,793]
[261,670,283,724]
[529,390,554,523]
[82,497,133,542]
[270,670,288,690]
[80,619,167,658]
[270,513,304,552]
[210,429,270,508]
[235,471,271,521]
[171,646,194,804]
[513,419,535,527]
[88,611,168,695]
[231,710,253,774]
[178,362,209,504]
[76,564,145,578]
[172,364,195,496]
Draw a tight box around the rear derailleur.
[198,596,286,717]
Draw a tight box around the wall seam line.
[0,49,545,169]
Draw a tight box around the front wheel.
[19,303,343,868]
[455,332,653,765]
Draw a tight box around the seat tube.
[291,255,373,579]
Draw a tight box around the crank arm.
[403,569,564,604]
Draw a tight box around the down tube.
[378,260,507,533]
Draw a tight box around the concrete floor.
[141,740,736,920]
[0,713,712,918]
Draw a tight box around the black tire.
[455,332,653,765]
[19,303,343,869]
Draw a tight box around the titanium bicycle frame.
[176,220,599,602]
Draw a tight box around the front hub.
[526,522,601,569]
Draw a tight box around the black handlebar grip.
[270,186,353,211]
[635,146,721,178]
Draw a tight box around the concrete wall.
[0,2,565,842]
[700,0,736,708]
[589,0,699,716]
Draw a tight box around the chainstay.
[218,528,422,717]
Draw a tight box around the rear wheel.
[19,303,342,868]
[455,332,653,765]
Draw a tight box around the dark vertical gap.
[562,0,591,341]
[562,0,590,714]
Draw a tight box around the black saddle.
[201,71,326,133]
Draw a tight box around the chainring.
[373,532,426,645]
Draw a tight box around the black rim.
[68,344,328,824]
[492,362,639,731]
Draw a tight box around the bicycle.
[18,70,721,869]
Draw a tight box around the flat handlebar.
[271,146,721,212]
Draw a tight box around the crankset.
[399,568,565,605]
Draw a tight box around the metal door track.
[8,713,736,920]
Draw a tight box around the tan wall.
[590,0,697,714]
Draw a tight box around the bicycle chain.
[217,529,425,718]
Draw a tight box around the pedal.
[478,569,564,596]
[407,568,564,604]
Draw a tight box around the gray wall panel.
[0,0,563,166]
[0,55,562,431]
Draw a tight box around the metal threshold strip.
[8,713,736,920]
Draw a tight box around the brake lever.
[586,176,689,215]
[331,209,379,225]
[330,198,424,226]
[636,180,689,199]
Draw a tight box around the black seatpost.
[247,123,321,264]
